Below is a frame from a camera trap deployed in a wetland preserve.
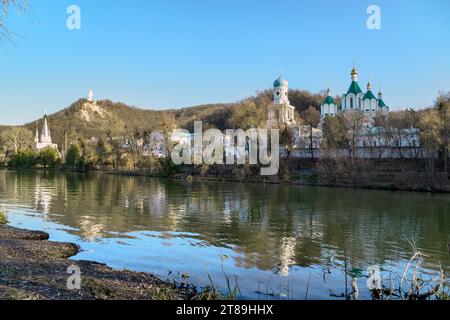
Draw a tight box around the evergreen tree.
[66,144,81,170]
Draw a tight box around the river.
[0,170,448,299]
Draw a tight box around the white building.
[35,115,59,151]
[323,66,389,126]
[267,75,296,128]
[141,131,168,158]
[263,73,421,158]
[87,89,94,102]
[320,88,338,119]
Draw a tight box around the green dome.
[346,81,362,95]
[363,90,377,100]
[322,95,335,106]
[273,76,288,88]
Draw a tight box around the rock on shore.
[0,225,196,300]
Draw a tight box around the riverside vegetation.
[0,208,7,225]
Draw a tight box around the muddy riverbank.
[0,224,200,300]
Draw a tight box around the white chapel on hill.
[35,114,59,151]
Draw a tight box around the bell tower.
[267,75,296,128]
[273,75,290,105]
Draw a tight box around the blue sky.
[1,0,449,125]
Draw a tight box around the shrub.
[7,149,37,169]
[0,209,7,225]
[159,158,180,177]
[36,147,60,169]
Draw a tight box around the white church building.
[35,115,59,151]
[321,66,390,126]
[266,72,420,158]
[267,75,296,128]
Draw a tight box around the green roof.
[346,81,362,95]
[322,95,335,105]
[273,76,288,88]
[378,98,388,108]
[363,90,377,100]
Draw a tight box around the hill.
[6,88,326,147]
[22,99,235,147]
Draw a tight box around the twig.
[305,273,311,300]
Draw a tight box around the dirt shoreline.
[0,224,197,300]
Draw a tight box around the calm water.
[0,170,449,300]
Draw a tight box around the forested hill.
[16,89,326,147]
[18,100,230,147]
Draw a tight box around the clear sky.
[1,0,449,125]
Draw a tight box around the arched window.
[350,97,354,109]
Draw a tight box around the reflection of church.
[277,236,297,276]
[33,176,53,216]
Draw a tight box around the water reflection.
[0,170,449,299]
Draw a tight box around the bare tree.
[342,111,365,186]
[343,111,364,159]
[127,130,144,170]
[418,109,443,189]
[303,106,321,159]
[322,114,348,149]
[107,135,125,171]
[279,124,294,160]
[436,92,450,172]
[0,127,34,153]
[0,0,28,45]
